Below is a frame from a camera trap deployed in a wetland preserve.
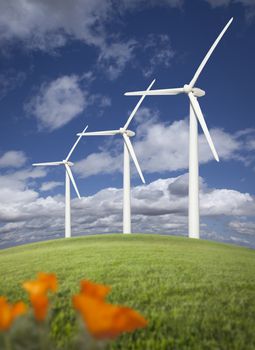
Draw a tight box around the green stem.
[38,322,48,350]
[3,333,12,350]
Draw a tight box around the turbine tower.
[33,125,88,238]
[124,18,233,239]
[77,80,155,234]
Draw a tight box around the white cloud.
[229,220,255,235]
[40,181,63,192]
[141,34,175,78]
[74,107,242,177]
[0,167,47,221]
[201,189,255,216]
[25,75,86,131]
[0,0,183,78]
[0,0,110,50]
[0,151,27,168]
[0,166,47,223]
[74,151,122,178]
[1,172,255,248]
[0,0,182,49]
[134,110,241,173]
[25,74,112,130]
[98,40,137,80]
[0,167,46,191]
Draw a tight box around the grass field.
[0,234,255,349]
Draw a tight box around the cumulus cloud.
[25,74,112,130]
[0,0,110,50]
[74,151,122,178]
[1,172,255,248]
[25,75,87,131]
[98,40,137,80]
[40,181,63,192]
[74,107,243,177]
[0,0,182,49]
[0,0,184,78]
[229,220,255,235]
[0,151,27,168]
[0,166,47,224]
[0,167,46,193]
[201,189,255,216]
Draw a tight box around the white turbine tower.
[33,125,88,238]
[125,18,233,239]
[77,80,155,234]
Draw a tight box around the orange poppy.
[0,297,27,331]
[23,272,57,296]
[37,272,57,292]
[80,280,110,300]
[23,272,57,322]
[73,280,147,339]
[30,294,48,322]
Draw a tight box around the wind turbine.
[77,80,155,234]
[124,18,233,239]
[33,125,88,238]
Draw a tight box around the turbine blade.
[125,87,184,96]
[188,93,219,162]
[77,130,119,136]
[66,125,88,161]
[123,79,156,130]
[189,18,233,88]
[65,164,81,199]
[32,161,63,166]
[122,133,145,183]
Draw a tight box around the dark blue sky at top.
[0,0,255,248]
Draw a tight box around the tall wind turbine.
[77,80,155,234]
[125,18,233,239]
[33,125,88,238]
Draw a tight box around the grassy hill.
[0,234,255,349]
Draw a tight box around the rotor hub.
[119,128,135,137]
[183,84,192,94]
[63,160,74,166]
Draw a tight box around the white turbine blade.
[66,125,88,161]
[122,133,145,184]
[125,87,184,96]
[189,18,233,88]
[32,161,63,166]
[65,164,81,199]
[77,130,119,137]
[123,79,156,130]
[188,93,219,162]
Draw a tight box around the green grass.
[1,234,255,349]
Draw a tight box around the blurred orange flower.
[37,272,57,292]
[23,272,57,321]
[0,297,27,331]
[73,280,147,339]
[29,294,48,322]
[23,272,57,296]
[80,280,111,300]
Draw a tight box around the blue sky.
[0,0,255,248]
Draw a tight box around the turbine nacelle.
[63,160,74,166]
[119,128,135,137]
[183,84,205,97]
